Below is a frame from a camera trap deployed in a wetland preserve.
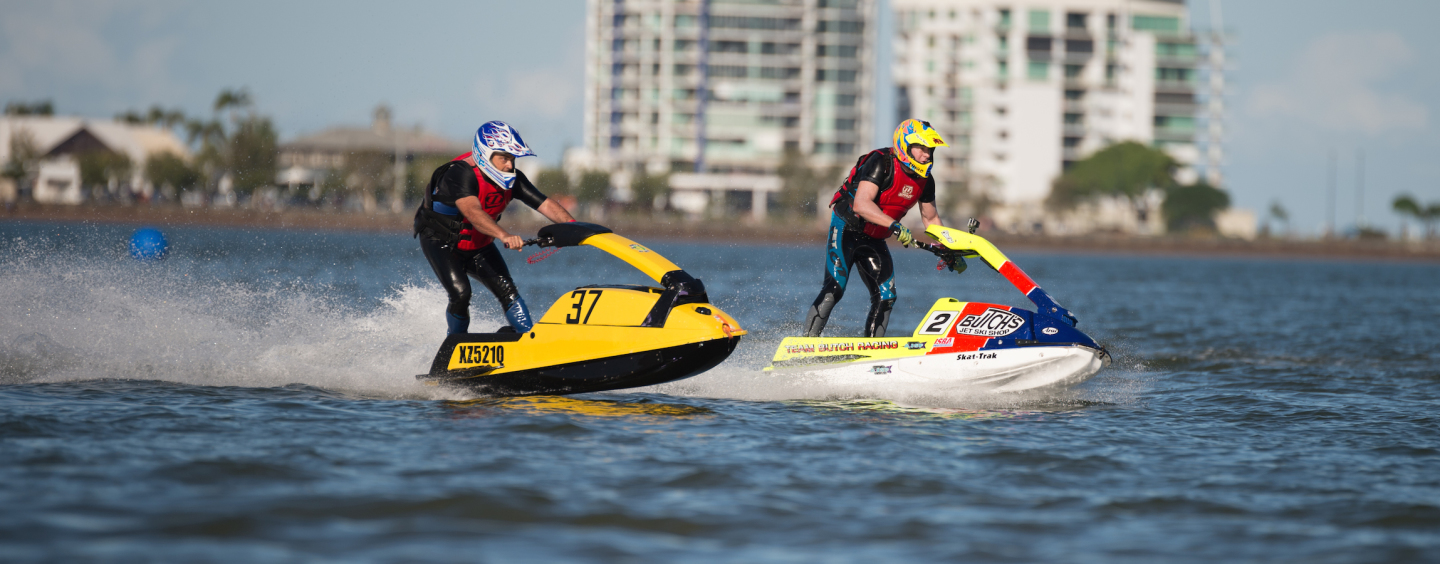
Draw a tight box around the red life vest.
[450,152,514,251]
[829,149,927,239]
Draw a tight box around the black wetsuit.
[418,161,548,334]
[804,152,935,338]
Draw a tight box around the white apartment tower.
[579,0,876,204]
[892,0,1220,227]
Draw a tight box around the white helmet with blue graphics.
[472,121,536,190]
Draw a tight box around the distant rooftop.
[281,106,465,156]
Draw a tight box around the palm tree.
[1393,195,1420,240]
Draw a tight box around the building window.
[1132,15,1180,34]
[1066,13,1087,30]
[1064,113,1084,125]
[713,40,748,54]
[816,20,863,34]
[1064,64,1083,78]
[837,94,857,106]
[997,35,1009,52]
[1028,9,1050,33]
[1063,136,1082,148]
[836,119,856,130]
[1027,61,1049,80]
[998,9,1011,28]
[1156,67,1194,83]
[1066,39,1094,54]
[998,60,1008,77]
[1026,36,1053,52]
[1065,89,1085,101]
[1156,42,1198,59]
[1155,115,1196,131]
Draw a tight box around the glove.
[890,222,914,248]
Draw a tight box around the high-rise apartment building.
[576,0,876,213]
[892,0,1222,228]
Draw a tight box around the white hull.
[771,345,1107,393]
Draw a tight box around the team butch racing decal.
[783,341,901,355]
[455,344,505,365]
[953,307,1025,337]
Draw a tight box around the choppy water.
[2,220,1438,562]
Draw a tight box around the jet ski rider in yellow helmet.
[803,119,965,338]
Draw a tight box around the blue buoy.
[129,227,169,260]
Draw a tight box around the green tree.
[77,151,133,192]
[577,170,611,205]
[339,150,394,213]
[2,130,40,187]
[777,147,823,217]
[533,168,572,197]
[229,116,277,194]
[144,151,201,194]
[1048,141,1177,210]
[178,87,279,198]
[4,100,54,116]
[1161,182,1230,232]
[1394,194,1421,238]
[629,171,670,213]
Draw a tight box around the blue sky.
[1,0,1436,235]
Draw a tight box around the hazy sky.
[2,0,1436,234]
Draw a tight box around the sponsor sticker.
[906,342,927,350]
[628,244,651,253]
[954,307,1025,337]
[818,342,854,353]
[1041,327,1059,336]
[934,337,954,347]
[941,231,956,244]
[784,343,816,354]
[857,341,898,351]
[955,352,998,361]
[870,365,892,375]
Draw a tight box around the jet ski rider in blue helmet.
[413,121,576,335]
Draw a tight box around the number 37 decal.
[565,290,603,324]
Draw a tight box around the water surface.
[2,221,1437,562]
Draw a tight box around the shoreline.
[6,203,1439,263]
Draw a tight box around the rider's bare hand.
[502,235,524,250]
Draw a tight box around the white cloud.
[1246,31,1429,134]
[0,1,188,104]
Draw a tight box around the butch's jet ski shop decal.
[925,302,1033,354]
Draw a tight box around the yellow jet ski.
[417,223,745,397]
[766,225,1109,393]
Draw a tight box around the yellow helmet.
[892,119,947,178]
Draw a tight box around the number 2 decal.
[918,311,959,335]
[565,290,604,324]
